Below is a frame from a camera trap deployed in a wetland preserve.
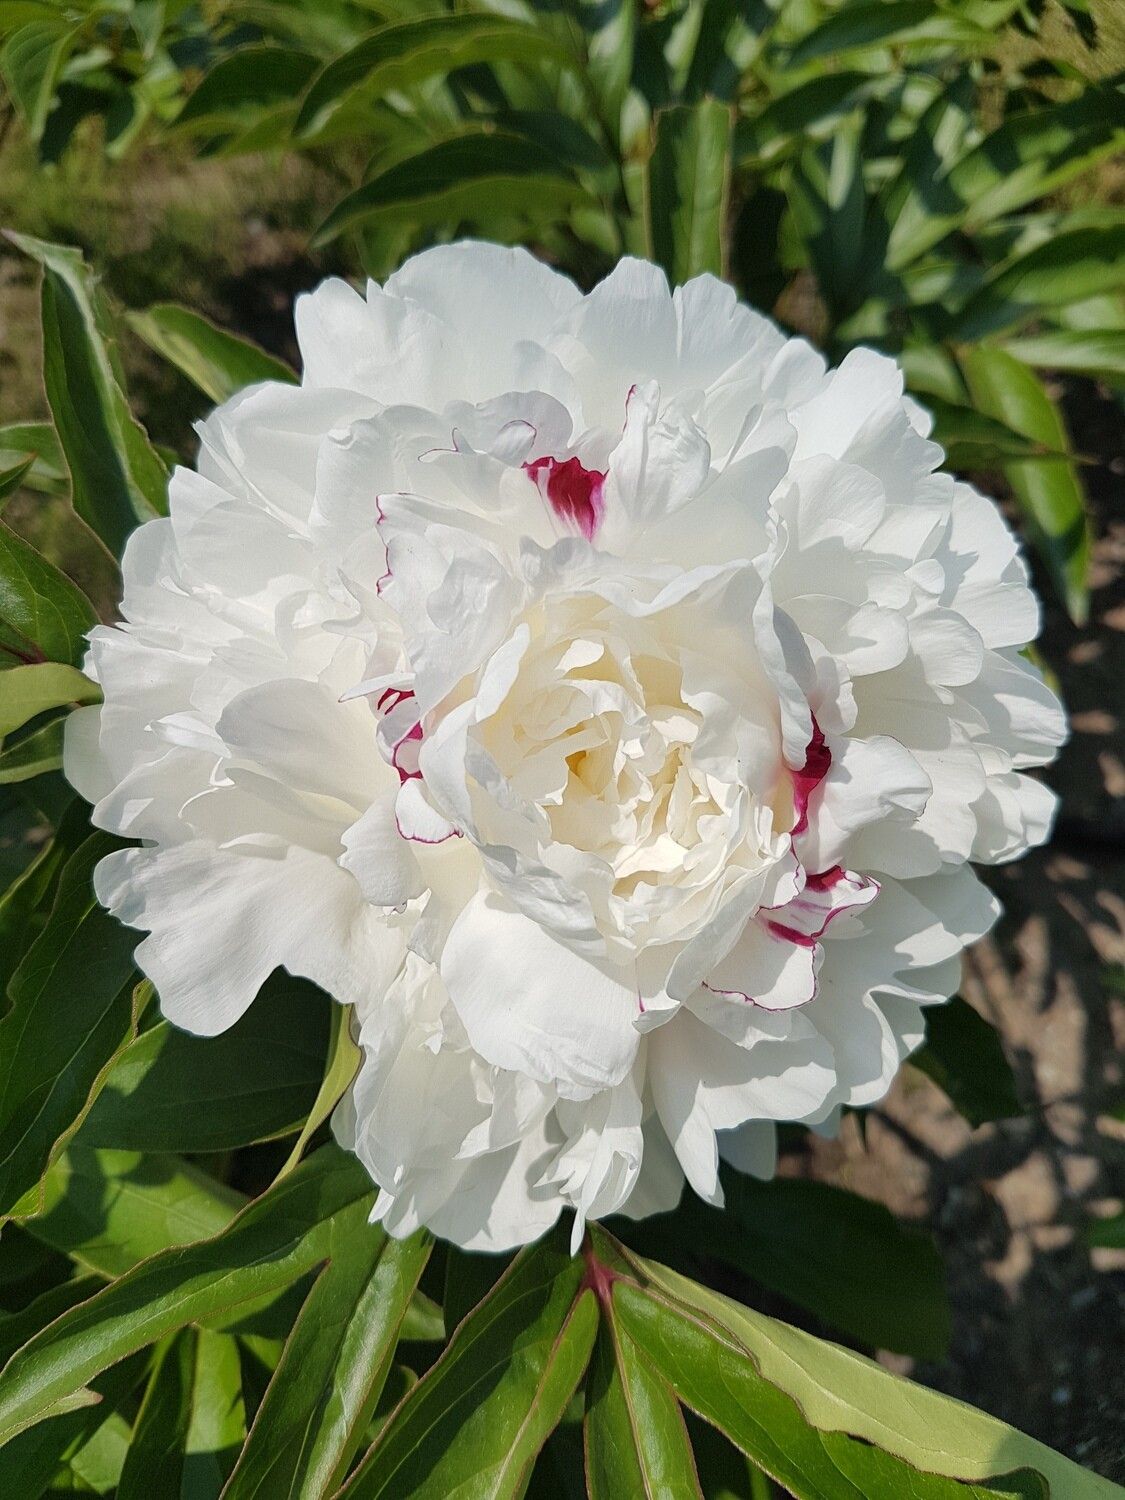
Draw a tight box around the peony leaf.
[126,304,297,406]
[911,995,1022,1129]
[311,132,590,246]
[294,15,576,143]
[339,1226,599,1499]
[0,18,79,142]
[886,88,1125,270]
[627,1171,950,1359]
[648,100,733,285]
[0,835,139,1221]
[0,661,99,736]
[0,453,34,504]
[954,226,1125,341]
[0,1350,149,1500]
[4,233,168,556]
[223,1220,430,1499]
[20,1145,244,1279]
[0,1145,375,1446]
[959,346,1091,624]
[0,717,65,783]
[81,974,333,1155]
[611,1241,1120,1498]
[584,1307,701,1498]
[924,395,1067,472]
[274,997,360,1183]
[174,44,319,133]
[117,1328,245,1500]
[0,423,66,499]
[0,518,97,668]
[999,329,1125,385]
[786,1,990,66]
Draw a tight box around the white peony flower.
[66,244,1066,1251]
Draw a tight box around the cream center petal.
[458,586,792,949]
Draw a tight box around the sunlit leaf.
[126,303,296,405]
[648,100,732,284]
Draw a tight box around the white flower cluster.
[67,244,1065,1249]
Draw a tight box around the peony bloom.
[66,244,1065,1250]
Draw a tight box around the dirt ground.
[1,136,1122,1485]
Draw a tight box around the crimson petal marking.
[766,866,879,947]
[790,717,831,836]
[524,454,606,541]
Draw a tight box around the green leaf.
[0,834,139,1220]
[0,1144,373,1446]
[887,89,1125,270]
[910,996,1022,1128]
[0,795,89,992]
[0,661,98,735]
[0,717,65,783]
[295,15,575,142]
[339,1227,599,1499]
[1086,1210,1124,1250]
[0,1351,148,1500]
[311,132,588,246]
[644,1171,950,1359]
[787,115,869,321]
[787,1,988,66]
[82,974,332,1154]
[175,44,318,132]
[126,304,297,406]
[0,423,66,498]
[274,997,359,1182]
[960,346,1090,624]
[955,227,1125,340]
[612,1242,1120,1499]
[585,1313,701,1499]
[0,453,34,504]
[925,395,1067,471]
[22,1145,243,1278]
[647,100,732,285]
[0,18,78,141]
[224,1217,431,1499]
[5,233,168,555]
[117,1329,245,1500]
[0,518,97,668]
[999,329,1125,384]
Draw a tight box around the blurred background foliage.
[1,0,1122,625]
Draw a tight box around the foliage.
[0,0,1121,1492]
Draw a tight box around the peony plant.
[0,207,1115,1500]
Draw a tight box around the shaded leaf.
[22,1144,243,1279]
[787,1,987,66]
[83,974,332,1154]
[295,15,575,142]
[176,44,318,132]
[275,997,359,1182]
[312,132,588,246]
[1000,329,1125,383]
[118,1329,245,1500]
[0,717,64,782]
[955,227,1125,340]
[0,422,66,498]
[126,303,297,405]
[5,233,167,555]
[0,18,78,141]
[0,1145,373,1445]
[648,100,732,284]
[911,996,1022,1128]
[0,518,97,668]
[0,834,138,1220]
[635,1170,950,1359]
[925,395,1066,471]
